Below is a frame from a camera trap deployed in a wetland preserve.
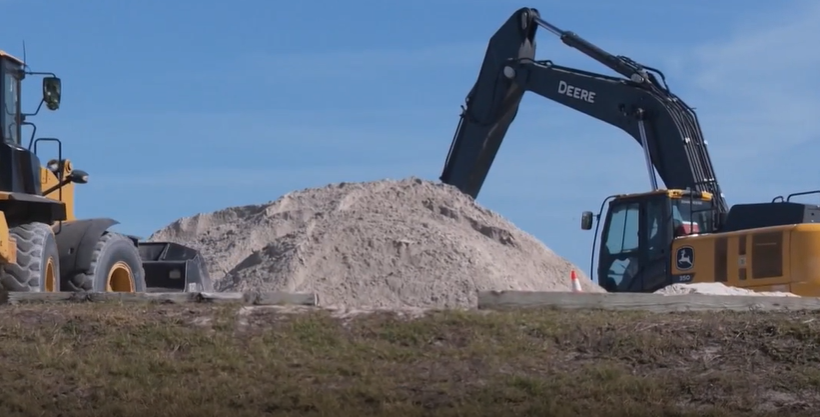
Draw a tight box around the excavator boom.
[440,7,728,213]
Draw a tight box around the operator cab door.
[0,57,22,145]
[597,195,673,293]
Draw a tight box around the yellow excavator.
[438,8,820,296]
[0,49,211,293]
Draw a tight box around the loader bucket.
[137,242,213,292]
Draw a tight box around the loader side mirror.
[580,211,594,230]
[43,77,61,111]
[67,169,88,184]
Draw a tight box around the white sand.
[655,282,798,297]
[149,177,602,308]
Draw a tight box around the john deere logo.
[676,246,694,271]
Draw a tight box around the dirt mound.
[149,177,602,308]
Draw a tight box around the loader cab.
[0,51,62,147]
[0,50,62,197]
[582,189,716,293]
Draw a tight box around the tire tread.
[0,222,55,292]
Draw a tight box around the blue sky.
[2,0,818,280]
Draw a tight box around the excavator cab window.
[598,194,674,293]
[671,198,715,236]
[0,57,21,145]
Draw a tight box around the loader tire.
[0,222,60,292]
[65,232,146,293]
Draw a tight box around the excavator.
[439,7,820,296]
[0,49,211,294]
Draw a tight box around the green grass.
[0,303,819,416]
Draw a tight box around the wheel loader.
[0,50,211,293]
[439,8,820,296]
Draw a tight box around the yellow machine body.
[0,162,73,267]
[0,208,15,265]
[40,161,77,221]
[671,224,820,296]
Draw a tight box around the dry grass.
[0,302,818,416]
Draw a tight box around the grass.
[0,303,818,416]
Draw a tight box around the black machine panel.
[722,202,820,233]
[0,142,43,195]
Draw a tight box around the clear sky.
[2,0,818,281]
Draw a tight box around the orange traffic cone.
[571,270,583,293]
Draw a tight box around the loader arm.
[439,7,728,213]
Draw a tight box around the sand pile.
[655,282,798,297]
[149,177,602,308]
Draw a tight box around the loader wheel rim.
[45,257,56,292]
[107,261,134,292]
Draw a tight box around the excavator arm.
[439,7,728,213]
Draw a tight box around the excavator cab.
[582,189,716,293]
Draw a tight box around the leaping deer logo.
[676,247,694,270]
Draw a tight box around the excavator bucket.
[137,242,213,293]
